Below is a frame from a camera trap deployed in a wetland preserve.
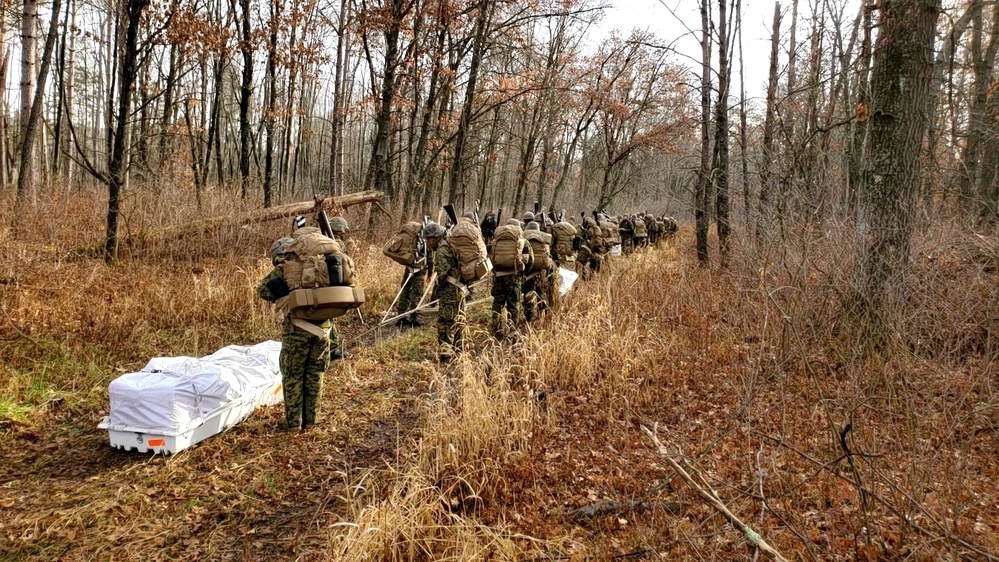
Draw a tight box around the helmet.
[522,211,535,222]
[525,221,540,231]
[330,216,349,233]
[270,236,294,266]
[422,222,446,238]
[505,218,521,227]
[463,211,475,220]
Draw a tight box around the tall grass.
[2,186,997,560]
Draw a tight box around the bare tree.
[852,0,940,331]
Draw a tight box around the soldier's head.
[462,211,476,222]
[505,218,521,227]
[422,222,446,249]
[525,221,540,231]
[270,236,294,266]
[330,216,349,238]
[522,211,535,223]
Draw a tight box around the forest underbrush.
[1,189,997,560]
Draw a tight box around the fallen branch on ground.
[641,424,790,562]
[71,190,384,256]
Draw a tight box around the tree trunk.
[16,0,39,207]
[159,42,177,169]
[263,0,282,208]
[696,0,712,266]
[105,0,151,261]
[15,0,61,221]
[364,0,407,210]
[759,1,780,243]
[330,0,349,195]
[448,0,493,207]
[237,0,253,200]
[714,0,731,268]
[853,0,940,329]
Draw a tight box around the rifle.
[317,211,334,238]
[559,209,565,222]
[496,207,503,227]
[443,203,458,228]
[473,199,481,225]
[533,201,540,216]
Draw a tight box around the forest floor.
[2,193,998,561]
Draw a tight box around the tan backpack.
[382,221,423,267]
[552,221,577,258]
[525,231,552,273]
[491,224,525,272]
[282,227,355,289]
[447,220,492,282]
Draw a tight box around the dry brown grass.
[1,187,997,561]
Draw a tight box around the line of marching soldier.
[387,206,678,362]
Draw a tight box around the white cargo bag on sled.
[98,340,284,455]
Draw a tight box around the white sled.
[98,341,284,455]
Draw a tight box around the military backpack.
[447,220,492,282]
[525,230,553,273]
[552,221,577,259]
[382,221,423,267]
[491,224,526,272]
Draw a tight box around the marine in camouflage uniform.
[423,223,463,361]
[256,236,337,431]
[491,220,534,336]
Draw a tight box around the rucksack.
[524,231,552,273]
[447,220,492,282]
[382,221,423,267]
[599,221,619,244]
[281,227,355,289]
[491,224,525,272]
[633,219,648,238]
[276,227,361,322]
[552,221,577,259]
[480,213,497,238]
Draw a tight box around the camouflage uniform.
[397,267,426,323]
[257,267,335,429]
[523,267,549,321]
[491,273,522,335]
[434,242,465,361]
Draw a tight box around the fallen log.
[569,499,683,522]
[73,190,384,256]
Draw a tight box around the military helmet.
[422,222,446,238]
[330,216,349,233]
[270,236,294,266]
[522,211,535,222]
[525,221,540,231]
[505,218,522,227]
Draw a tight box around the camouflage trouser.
[544,267,560,313]
[397,269,426,316]
[635,236,649,248]
[590,251,603,273]
[523,273,539,321]
[524,268,556,321]
[622,235,634,254]
[575,249,592,280]
[491,273,522,335]
[280,326,332,429]
[436,283,465,359]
